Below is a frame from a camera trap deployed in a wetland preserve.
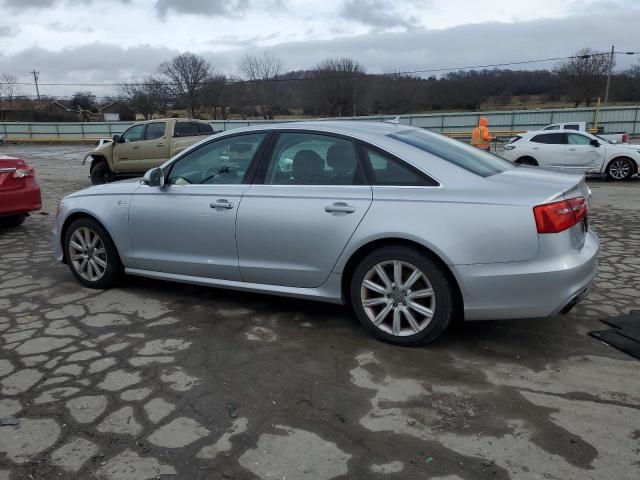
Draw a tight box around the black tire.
[350,246,454,346]
[90,160,114,185]
[63,217,121,289]
[516,156,538,166]
[1,214,27,227]
[606,157,634,181]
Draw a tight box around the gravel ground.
[1,144,639,480]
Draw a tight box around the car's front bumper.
[455,230,599,320]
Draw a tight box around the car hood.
[487,166,586,204]
[65,178,141,199]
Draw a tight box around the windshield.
[389,129,515,177]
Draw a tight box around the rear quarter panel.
[334,185,540,271]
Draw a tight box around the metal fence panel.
[3,106,640,141]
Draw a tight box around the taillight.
[13,166,34,178]
[622,133,629,143]
[533,197,588,234]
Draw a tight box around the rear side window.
[364,147,436,186]
[145,122,166,140]
[565,124,580,131]
[174,122,211,137]
[543,125,560,130]
[389,129,514,178]
[198,123,214,134]
[531,133,566,144]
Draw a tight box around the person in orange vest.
[471,117,495,152]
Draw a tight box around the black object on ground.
[226,401,238,418]
[590,310,640,359]
[0,416,19,426]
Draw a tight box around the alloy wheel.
[360,260,436,337]
[68,227,108,282]
[609,159,631,180]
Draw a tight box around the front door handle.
[211,199,234,209]
[568,148,577,151]
[132,145,140,149]
[157,143,165,147]
[325,202,356,214]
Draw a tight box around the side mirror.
[112,134,121,143]
[142,167,164,187]
[590,139,600,147]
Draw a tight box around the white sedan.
[502,129,640,180]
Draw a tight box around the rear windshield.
[388,129,515,177]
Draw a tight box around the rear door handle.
[211,199,234,209]
[156,143,165,147]
[568,148,577,151]
[325,202,356,214]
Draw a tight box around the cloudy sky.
[1,0,639,98]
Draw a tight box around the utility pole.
[31,70,40,100]
[604,45,614,105]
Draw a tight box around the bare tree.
[200,73,227,119]
[121,77,172,119]
[0,73,19,106]
[160,53,211,117]
[72,91,98,112]
[557,48,613,107]
[312,58,366,116]
[239,51,284,119]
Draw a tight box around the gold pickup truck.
[83,118,215,184]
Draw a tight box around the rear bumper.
[455,230,599,320]
[0,182,42,217]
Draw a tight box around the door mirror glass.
[143,167,164,187]
[590,139,600,147]
[112,134,121,143]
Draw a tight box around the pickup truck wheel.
[606,157,634,181]
[91,161,114,185]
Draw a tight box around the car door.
[127,132,269,280]
[528,133,567,168]
[139,121,168,170]
[237,131,373,288]
[565,132,602,172]
[113,124,145,172]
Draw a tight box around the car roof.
[522,129,592,138]
[213,120,420,143]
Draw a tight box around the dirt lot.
[1,144,639,480]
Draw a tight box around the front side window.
[264,133,363,185]
[166,133,266,185]
[389,129,514,177]
[364,148,435,186]
[567,133,592,145]
[530,133,566,145]
[145,122,166,141]
[121,124,145,143]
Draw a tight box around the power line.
[2,49,638,90]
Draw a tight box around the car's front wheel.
[350,246,454,345]
[90,160,114,185]
[606,157,634,181]
[64,218,121,288]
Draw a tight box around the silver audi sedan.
[53,121,598,345]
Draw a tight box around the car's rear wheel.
[350,246,453,345]
[0,214,27,227]
[606,157,634,181]
[90,160,114,185]
[64,218,121,289]
[516,156,538,166]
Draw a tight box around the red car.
[0,156,42,227]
